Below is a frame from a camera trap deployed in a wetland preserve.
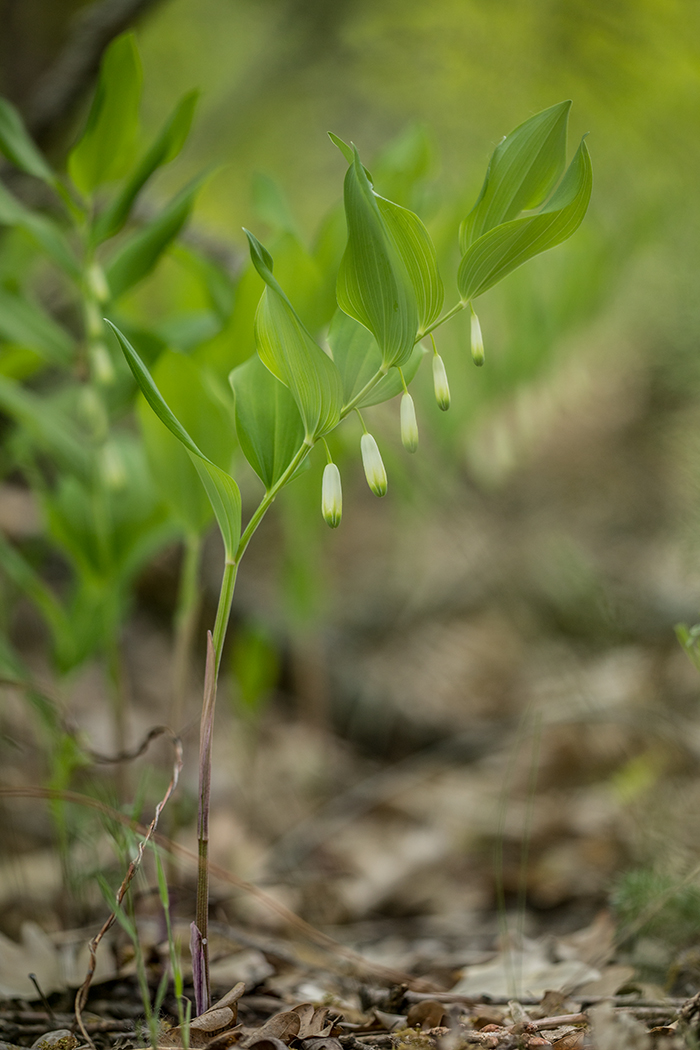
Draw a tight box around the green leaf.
[336,146,418,369]
[68,33,142,195]
[246,229,342,441]
[0,98,54,181]
[230,353,305,491]
[460,101,572,252]
[105,174,204,299]
[360,343,424,408]
[327,309,381,407]
[457,137,592,301]
[92,90,199,244]
[0,530,68,647]
[375,195,443,330]
[0,286,75,364]
[0,182,80,277]
[139,350,236,534]
[108,321,241,559]
[328,132,354,165]
[0,376,91,479]
[327,309,424,409]
[252,173,299,236]
[371,124,433,210]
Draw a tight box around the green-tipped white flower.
[470,309,484,367]
[321,462,342,528]
[400,392,419,453]
[432,354,451,411]
[360,433,387,497]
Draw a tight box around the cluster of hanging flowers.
[321,307,485,527]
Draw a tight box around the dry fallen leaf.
[0,922,114,998]
[406,1001,447,1030]
[162,982,245,1048]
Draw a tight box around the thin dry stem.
[72,733,183,1047]
[0,785,438,992]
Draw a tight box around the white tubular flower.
[321,462,342,528]
[432,354,451,411]
[400,392,419,453]
[470,309,484,366]
[360,433,387,497]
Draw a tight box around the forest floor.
[3,348,700,1048]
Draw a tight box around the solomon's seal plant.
[116,98,592,1010]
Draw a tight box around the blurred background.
[3,0,700,996]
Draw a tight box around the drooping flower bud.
[470,309,484,366]
[400,392,419,453]
[321,462,342,528]
[360,433,387,497]
[432,354,451,411]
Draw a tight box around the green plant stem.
[340,367,387,416]
[235,440,313,563]
[339,301,467,419]
[195,440,314,1009]
[417,299,466,341]
[171,532,202,731]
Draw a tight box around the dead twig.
[72,732,183,1049]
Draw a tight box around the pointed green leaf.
[337,146,418,369]
[0,529,68,645]
[108,321,241,558]
[460,101,571,252]
[139,350,235,535]
[376,196,443,330]
[328,132,354,165]
[92,90,199,244]
[0,98,54,182]
[458,138,592,301]
[68,33,142,195]
[105,174,204,299]
[0,286,74,364]
[246,229,342,441]
[0,182,80,277]
[0,376,90,479]
[230,354,305,490]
